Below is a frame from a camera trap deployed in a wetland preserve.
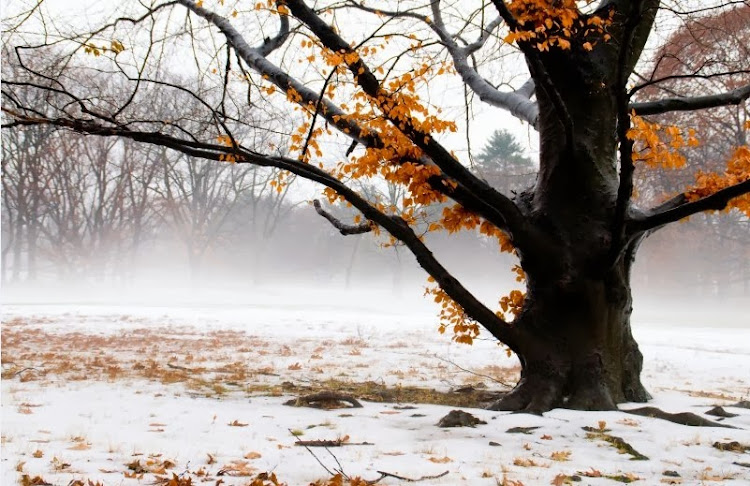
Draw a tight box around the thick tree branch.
[428,1,538,126]
[489,0,574,147]
[629,179,750,234]
[312,199,372,235]
[284,0,533,250]
[612,0,646,261]
[630,83,750,116]
[342,1,539,126]
[4,110,520,349]
[257,10,290,57]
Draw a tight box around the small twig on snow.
[14,367,42,377]
[366,470,449,484]
[289,429,336,477]
[433,354,514,388]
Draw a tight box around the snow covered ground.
[2,290,750,485]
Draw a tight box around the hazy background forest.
[3,120,748,312]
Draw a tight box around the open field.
[2,295,750,485]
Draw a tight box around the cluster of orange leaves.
[425,278,481,345]
[686,143,750,216]
[504,0,613,51]
[629,116,750,216]
[627,113,699,169]
[425,259,526,347]
[216,135,242,163]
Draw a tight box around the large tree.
[3,0,749,413]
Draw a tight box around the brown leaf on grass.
[52,457,70,471]
[247,473,282,486]
[228,420,248,427]
[154,473,193,486]
[578,468,602,477]
[551,474,572,486]
[428,456,452,463]
[68,442,91,451]
[513,457,539,467]
[126,459,147,474]
[617,418,640,427]
[218,460,256,477]
[20,475,52,486]
[550,450,571,461]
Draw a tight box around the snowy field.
[2,289,750,485]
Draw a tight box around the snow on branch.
[344,0,539,126]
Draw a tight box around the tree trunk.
[489,258,651,413]
[488,56,654,412]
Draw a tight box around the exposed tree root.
[623,406,736,428]
[706,406,739,418]
[713,441,749,452]
[284,391,363,409]
[487,373,565,414]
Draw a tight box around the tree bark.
[487,40,655,412]
[489,259,651,413]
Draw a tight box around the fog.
[2,0,748,329]
[2,182,748,330]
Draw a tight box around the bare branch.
[173,0,379,148]
[257,9,291,57]
[428,1,538,126]
[312,200,373,235]
[630,84,750,116]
